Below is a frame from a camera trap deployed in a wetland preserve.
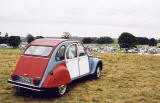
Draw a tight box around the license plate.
[20,76,33,84]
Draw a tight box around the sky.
[0,0,160,38]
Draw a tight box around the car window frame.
[55,45,66,61]
[65,43,78,60]
[23,45,53,57]
[77,42,87,57]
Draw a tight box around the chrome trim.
[9,83,43,92]
[8,79,39,88]
[8,79,45,92]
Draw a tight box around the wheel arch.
[97,60,103,70]
[89,58,103,74]
[42,62,71,88]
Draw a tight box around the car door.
[65,44,79,79]
[77,43,90,76]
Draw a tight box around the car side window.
[56,46,66,61]
[66,44,77,59]
[78,43,86,56]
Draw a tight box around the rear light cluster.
[33,78,41,86]
[11,74,19,81]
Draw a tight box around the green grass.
[1,49,160,103]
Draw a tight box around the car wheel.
[57,84,67,96]
[94,66,101,78]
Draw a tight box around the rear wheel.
[56,84,68,96]
[94,66,101,78]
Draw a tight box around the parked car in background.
[8,39,103,96]
[0,44,11,48]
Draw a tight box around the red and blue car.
[8,39,103,96]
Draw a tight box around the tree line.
[0,34,21,48]
[82,34,158,47]
[82,37,114,44]
[0,34,44,48]
[118,32,158,49]
[0,33,71,48]
[0,32,159,48]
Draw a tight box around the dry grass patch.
[0,49,160,103]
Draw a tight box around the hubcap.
[58,85,67,95]
[97,67,101,78]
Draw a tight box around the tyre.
[94,65,102,78]
[56,84,68,96]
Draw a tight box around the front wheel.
[56,84,68,96]
[94,66,102,78]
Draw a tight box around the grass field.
[1,48,160,103]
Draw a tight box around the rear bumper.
[8,79,45,92]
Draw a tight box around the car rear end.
[8,45,54,91]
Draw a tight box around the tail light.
[33,77,41,86]
[11,74,19,81]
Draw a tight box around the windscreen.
[24,46,53,56]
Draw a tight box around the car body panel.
[65,43,80,79]
[89,57,103,74]
[29,39,68,47]
[66,57,80,78]
[13,55,49,79]
[43,62,71,88]
[78,55,90,75]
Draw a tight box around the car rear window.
[24,46,53,56]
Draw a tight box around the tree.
[0,37,6,44]
[0,32,8,44]
[4,32,9,44]
[5,32,8,37]
[35,36,44,39]
[91,37,98,43]
[158,39,160,43]
[118,32,138,49]
[104,37,114,44]
[136,37,149,45]
[27,34,34,44]
[149,38,157,46]
[61,32,71,39]
[82,37,92,44]
[97,37,114,44]
[97,37,106,44]
[8,36,21,48]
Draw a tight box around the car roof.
[29,38,79,47]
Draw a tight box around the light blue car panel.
[89,57,103,74]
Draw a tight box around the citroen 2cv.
[8,39,103,96]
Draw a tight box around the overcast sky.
[0,0,160,38]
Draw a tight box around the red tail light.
[11,74,19,81]
[33,77,41,86]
